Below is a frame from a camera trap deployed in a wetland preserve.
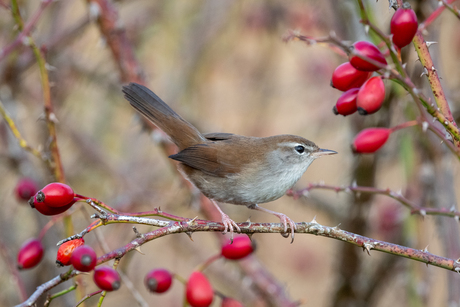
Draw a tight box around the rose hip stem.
[390,120,419,132]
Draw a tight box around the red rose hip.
[333,88,359,116]
[33,182,75,208]
[17,238,44,269]
[356,76,385,115]
[56,238,85,266]
[391,5,418,48]
[349,41,387,71]
[221,236,255,260]
[186,271,214,307]
[145,268,173,293]
[15,178,39,201]
[70,245,97,272]
[331,62,371,91]
[352,128,391,153]
[93,266,121,291]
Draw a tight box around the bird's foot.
[220,212,241,241]
[249,204,297,243]
[211,200,240,241]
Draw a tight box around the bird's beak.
[312,148,337,158]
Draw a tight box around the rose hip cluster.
[332,4,418,153]
[331,41,386,116]
[332,5,417,117]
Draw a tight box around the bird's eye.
[294,145,305,154]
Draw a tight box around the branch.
[17,215,460,306]
[290,183,460,219]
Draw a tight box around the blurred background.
[0,0,459,306]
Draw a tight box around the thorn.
[246,216,252,223]
[423,245,429,253]
[389,42,397,55]
[302,190,310,197]
[21,36,32,46]
[88,1,101,20]
[420,67,428,77]
[134,246,144,255]
[45,63,56,71]
[450,205,456,213]
[188,216,198,225]
[351,180,357,188]
[310,215,318,224]
[455,267,460,274]
[332,223,341,230]
[426,41,438,48]
[246,233,253,241]
[431,66,437,72]
[364,25,370,34]
[363,243,373,255]
[49,112,59,123]
[455,258,460,264]
[185,231,194,241]
[419,209,426,218]
[402,63,407,69]
[422,121,429,132]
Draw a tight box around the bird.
[123,82,336,240]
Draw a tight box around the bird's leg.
[247,204,297,242]
[211,200,241,239]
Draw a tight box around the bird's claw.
[220,212,241,242]
[278,214,297,243]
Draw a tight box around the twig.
[14,269,78,307]
[290,183,460,219]
[419,0,458,32]
[440,0,460,19]
[0,99,43,159]
[10,0,66,182]
[0,0,54,62]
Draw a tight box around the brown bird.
[123,83,336,239]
